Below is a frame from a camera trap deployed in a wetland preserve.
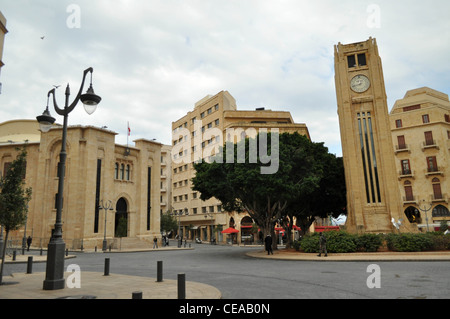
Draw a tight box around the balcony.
[395,144,410,154]
[398,169,414,179]
[425,166,444,177]
[403,195,417,204]
[430,193,448,203]
[422,140,439,151]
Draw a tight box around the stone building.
[171,90,310,243]
[390,87,450,230]
[0,119,162,249]
[334,38,415,233]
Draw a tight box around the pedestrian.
[317,232,327,257]
[153,236,158,249]
[26,236,32,251]
[264,234,273,255]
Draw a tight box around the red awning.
[240,225,253,229]
[221,227,239,234]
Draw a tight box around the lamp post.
[416,199,432,232]
[99,200,113,251]
[37,67,101,290]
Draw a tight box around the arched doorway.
[115,197,128,237]
[404,206,421,224]
[241,216,254,244]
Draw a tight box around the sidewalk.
[247,249,450,261]
[0,246,220,299]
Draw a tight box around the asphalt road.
[4,242,450,299]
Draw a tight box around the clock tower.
[334,38,414,233]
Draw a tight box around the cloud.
[1,0,450,156]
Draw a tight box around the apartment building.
[171,91,310,243]
[390,87,450,230]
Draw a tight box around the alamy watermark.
[172,120,279,174]
[66,4,81,29]
[367,4,381,29]
[366,264,381,289]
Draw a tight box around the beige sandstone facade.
[0,119,162,249]
[390,87,450,230]
[334,38,415,233]
[171,91,310,243]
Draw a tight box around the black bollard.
[66,248,69,256]
[40,248,43,256]
[26,256,33,274]
[104,257,110,276]
[132,291,142,299]
[12,250,16,261]
[95,246,97,252]
[157,261,163,282]
[178,273,186,299]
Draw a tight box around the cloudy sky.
[1,0,449,156]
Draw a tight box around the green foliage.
[0,147,32,232]
[115,216,127,238]
[439,220,448,233]
[323,231,357,253]
[160,211,178,234]
[354,233,384,252]
[385,233,434,252]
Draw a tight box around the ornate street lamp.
[99,200,114,251]
[36,67,101,290]
[416,199,432,232]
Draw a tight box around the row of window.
[114,162,131,181]
[403,178,444,202]
[400,156,441,176]
[173,192,198,202]
[173,204,223,215]
[396,131,445,150]
[395,113,450,128]
[173,104,220,134]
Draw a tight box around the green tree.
[0,147,32,284]
[160,210,178,236]
[192,132,323,250]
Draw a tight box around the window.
[202,207,207,214]
[404,181,414,201]
[347,53,366,68]
[193,192,197,199]
[397,135,406,149]
[214,104,219,111]
[207,108,212,115]
[215,119,220,126]
[395,119,402,128]
[126,164,130,180]
[427,156,438,173]
[115,163,119,179]
[424,131,434,146]
[120,164,125,180]
[401,160,411,175]
[357,53,367,66]
[193,208,197,214]
[209,206,214,213]
[201,112,205,118]
[347,55,356,68]
[422,114,430,123]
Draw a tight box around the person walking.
[317,232,327,257]
[26,236,32,251]
[264,234,273,255]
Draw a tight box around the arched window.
[126,164,130,181]
[432,178,442,200]
[120,164,125,180]
[432,205,450,218]
[404,180,414,201]
[114,163,119,179]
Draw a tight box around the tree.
[192,132,323,250]
[161,210,178,236]
[0,147,32,285]
[285,148,346,246]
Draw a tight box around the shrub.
[299,231,357,253]
[355,233,383,252]
[385,233,433,252]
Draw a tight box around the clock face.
[350,74,370,93]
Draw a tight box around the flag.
[127,122,131,136]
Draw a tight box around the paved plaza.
[1,241,449,300]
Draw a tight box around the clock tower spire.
[334,38,415,233]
